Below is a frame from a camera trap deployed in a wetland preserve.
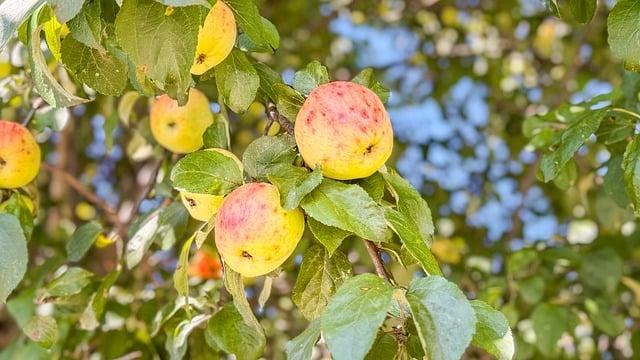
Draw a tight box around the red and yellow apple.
[188,249,223,279]
[191,1,237,75]
[215,183,304,277]
[294,81,393,180]
[150,88,214,154]
[0,120,41,189]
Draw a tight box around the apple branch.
[363,239,392,281]
[21,97,45,127]
[265,102,294,135]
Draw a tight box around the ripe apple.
[0,120,41,189]
[215,182,304,277]
[150,88,214,154]
[188,249,223,279]
[294,81,394,180]
[191,1,237,75]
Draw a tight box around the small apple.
[188,249,223,279]
[150,88,214,154]
[0,120,41,189]
[215,182,304,277]
[191,1,237,75]
[294,81,393,180]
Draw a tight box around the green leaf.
[215,49,260,113]
[585,298,625,337]
[384,208,441,276]
[170,149,244,195]
[307,218,351,255]
[539,108,606,182]
[579,247,623,293]
[206,303,264,360]
[79,269,120,330]
[471,300,514,360]
[321,274,395,360]
[301,179,387,242]
[173,236,195,296]
[358,172,386,202]
[115,0,206,103]
[0,193,35,239]
[274,83,305,121]
[383,171,434,244]
[153,0,211,6]
[67,0,105,50]
[0,0,45,51]
[156,202,190,250]
[66,221,102,262]
[292,245,352,320]
[284,318,321,360]
[225,0,276,50]
[253,62,282,102]
[167,314,211,360]
[203,115,230,149]
[352,68,391,103]
[61,37,128,96]
[293,60,329,96]
[43,267,93,298]
[405,276,476,360]
[517,275,545,304]
[237,17,279,53]
[608,0,640,72]
[568,0,596,23]
[222,268,266,349]
[48,0,85,23]
[242,134,297,180]
[365,332,399,360]
[268,164,323,210]
[531,303,577,357]
[0,214,28,303]
[604,155,630,208]
[28,19,89,108]
[623,136,640,214]
[23,316,58,349]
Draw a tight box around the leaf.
[115,0,206,103]
[292,245,352,320]
[253,62,282,102]
[155,202,190,250]
[301,179,388,242]
[48,0,85,23]
[170,149,244,195]
[584,298,625,337]
[623,136,640,214]
[268,164,323,210]
[0,193,35,239]
[579,247,623,293]
[66,221,102,262]
[365,332,399,360]
[225,0,276,50]
[274,83,305,121]
[471,300,514,360]
[167,314,211,360]
[358,172,386,202]
[79,269,120,330]
[383,171,434,245]
[608,0,640,72]
[215,49,260,113]
[352,68,391,103]
[43,11,64,60]
[43,267,93,298]
[385,208,442,276]
[237,17,279,53]
[126,210,161,269]
[321,274,395,360]
[242,134,297,180]
[203,115,230,149]
[28,19,89,108]
[61,37,128,96]
[531,303,577,357]
[67,0,105,50]
[0,0,45,51]
[284,318,321,360]
[405,276,476,360]
[568,0,596,23]
[23,316,58,349]
[293,60,329,96]
[153,0,211,6]
[206,303,264,360]
[223,268,266,341]
[539,108,606,182]
[307,218,351,255]
[0,214,28,303]
[604,155,630,208]
[174,236,195,296]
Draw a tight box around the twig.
[22,97,45,127]
[119,155,164,236]
[363,239,391,280]
[41,163,120,227]
[266,102,294,135]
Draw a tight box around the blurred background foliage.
[0,0,639,359]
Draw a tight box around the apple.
[191,1,237,75]
[0,120,41,189]
[188,249,223,279]
[215,182,304,277]
[294,81,393,180]
[180,192,224,222]
[150,88,214,154]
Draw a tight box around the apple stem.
[265,102,294,135]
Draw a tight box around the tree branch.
[118,155,164,236]
[22,97,45,127]
[363,239,391,281]
[265,102,294,135]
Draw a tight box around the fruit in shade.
[294,81,393,180]
[180,192,224,222]
[150,88,214,154]
[0,120,41,189]
[191,1,237,75]
[215,183,305,277]
[188,249,223,279]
